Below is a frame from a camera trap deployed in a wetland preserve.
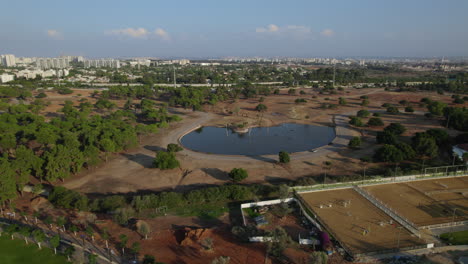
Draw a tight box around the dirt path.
[63,88,390,194]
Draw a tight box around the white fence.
[353,185,420,237]
[293,170,468,194]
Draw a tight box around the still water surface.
[180,123,335,155]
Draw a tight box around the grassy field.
[0,235,69,264]
[440,230,468,245]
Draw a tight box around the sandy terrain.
[364,176,468,227]
[298,188,425,255]
[57,87,460,194]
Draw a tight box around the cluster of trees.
[48,184,278,218]
[374,123,447,163]
[0,101,166,205]
[421,98,468,131]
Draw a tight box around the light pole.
[451,208,460,233]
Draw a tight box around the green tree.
[357,110,370,118]
[288,88,296,95]
[361,99,369,106]
[167,143,183,152]
[427,101,447,116]
[412,133,438,158]
[338,97,347,105]
[405,106,414,113]
[0,156,18,205]
[374,145,404,162]
[50,234,60,254]
[349,116,363,127]
[229,168,248,182]
[309,252,328,264]
[376,131,398,145]
[386,106,399,114]
[348,137,362,148]
[143,255,156,264]
[88,254,97,264]
[384,123,406,135]
[255,104,267,112]
[266,227,293,257]
[368,117,384,126]
[119,234,128,255]
[32,229,45,249]
[278,151,290,163]
[153,151,180,169]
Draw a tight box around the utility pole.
[173,66,176,89]
[332,63,336,88]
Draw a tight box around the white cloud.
[106,27,170,40]
[256,24,311,37]
[107,27,149,38]
[46,29,62,39]
[320,29,335,37]
[154,28,170,41]
[256,24,280,33]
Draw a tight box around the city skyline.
[1,0,468,58]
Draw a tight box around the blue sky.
[1,0,467,58]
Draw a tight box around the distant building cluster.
[84,59,120,68]
[1,54,16,67]
[36,57,70,69]
[15,69,69,79]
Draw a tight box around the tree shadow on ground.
[121,153,154,168]
[144,145,166,152]
[246,155,277,163]
[201,168,229,181]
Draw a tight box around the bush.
[373,112,381,117]
[361,99,369,106]
[357,110,370,118]
[376,131,398,145]
[382,103,392,108]
[278,151,290,163]
[167,143,183,152]
[338,97,347,105]
[153,151,180,169]
[58,88,73,95]
[229,168,248,182]
[367,117,384,126]
[36,92,47,98]
[386,106,399,114]
[349,116,364,127]
[255,104,267,112]
[348,137,362,149]
[294,98,307,104]
[288,89,296,95]
[384,123,406,135]
[405,106,414,113]
[299,90,306,95]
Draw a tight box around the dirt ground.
[299,188,425,255]
[364,176,468,227]
[45,87,460,194]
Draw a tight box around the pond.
[180,123,336,155]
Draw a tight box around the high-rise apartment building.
[1,54,16,67]
[84,59,120,68]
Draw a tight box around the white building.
[35,58,69,69]
[1,54,16,67]
[84,59,120,68]
[0,74,15,83]
[452,144,468,163]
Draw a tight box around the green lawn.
[0,235,69,264]
[440,230,468,245]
